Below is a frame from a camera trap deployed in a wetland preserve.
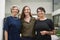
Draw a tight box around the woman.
[21,6,35,40]
[3,5,22,40]
[34,7,55,40]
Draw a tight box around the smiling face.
[37,7,46,17]
[21,6,32,20]
[37,9,45,17]
[24,6,31,16]
[11,6,19,16]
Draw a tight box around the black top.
[34,19,54,40]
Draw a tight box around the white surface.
[0,0,5,40]
[51,35,59,40]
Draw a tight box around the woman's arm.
[40,19,55,35]
[4,31,8,40]
[48,19,55,35]
[3,17,9,40]
[47,30,56,35]
[40,30,55,35]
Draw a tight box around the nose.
[25,10,28,12]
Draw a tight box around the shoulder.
[47,19,53,22]
[31,17,36,20]
[34,19,39,24]
[19,17,24,21]
[47,19,52,21]
[6,16,12,19]
[32,17,35,19]
[31,17,36,23]
[4,16,12,22]
[46,19,53,24]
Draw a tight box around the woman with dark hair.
[21,6,35,40]
[3,5,22,40]
[34,7,55,40]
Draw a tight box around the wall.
[5,0,52,19]
[0,0,5,40]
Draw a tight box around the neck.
[11,13,16,17]
[39,16,46,20]
[25,15,30,18]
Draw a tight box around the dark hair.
[11,5,19,13]
[21,6,32,20]
[37,7,46,13]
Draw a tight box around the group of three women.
[3,5,55,40]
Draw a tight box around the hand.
[40,31,49,35]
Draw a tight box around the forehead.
[25,7,30,9]
[12,6,18,9]
[38,9,42,11]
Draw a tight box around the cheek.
[38,13,41,15]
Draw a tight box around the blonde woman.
[3,5,22,40]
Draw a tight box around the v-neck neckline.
[24,17,32,23]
